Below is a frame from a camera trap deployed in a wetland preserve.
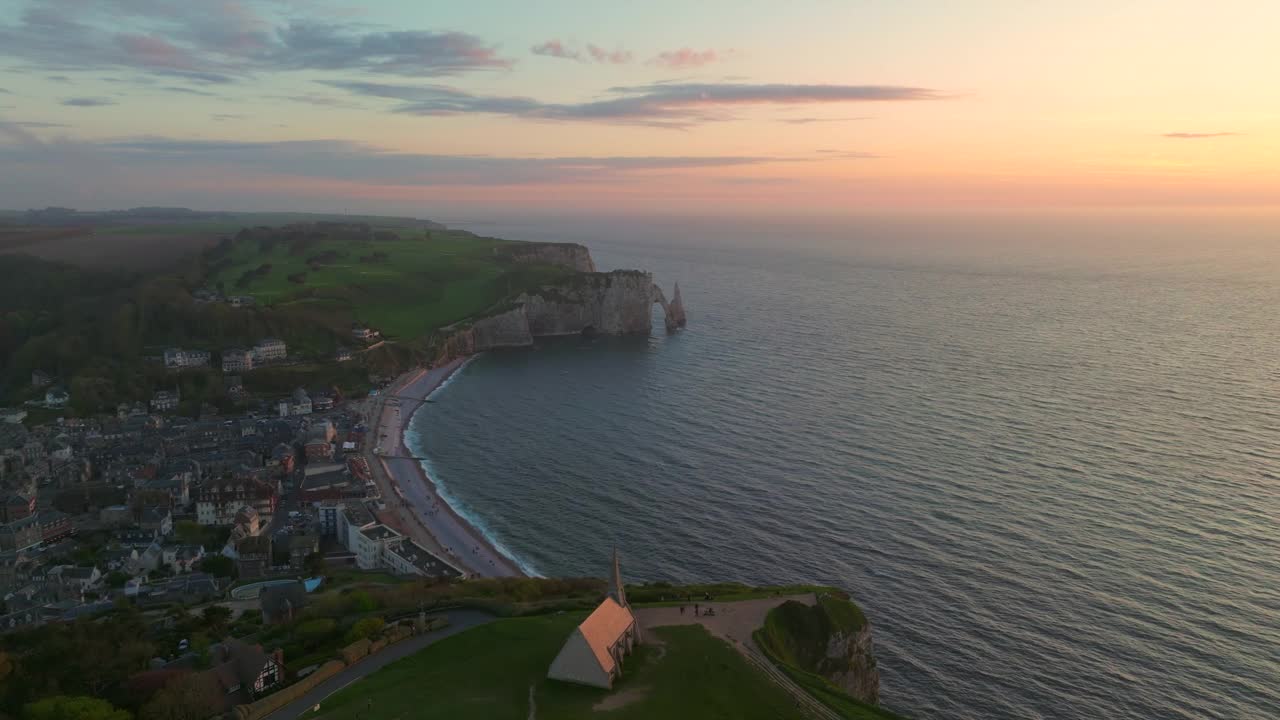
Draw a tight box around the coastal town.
[0,334,480,637]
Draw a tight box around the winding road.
[262,609,494,720]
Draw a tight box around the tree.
[344,617,384,644]
[139,674,222,720]
[22,696,131,720]
[199,605,231,635]
[199,554,234,579]
[303,551,325,577]
[104,571,130,589]
[172,521,204,547]
[296,618,336,647]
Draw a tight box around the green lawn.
[306,615,816,720]
[206,231,573,339]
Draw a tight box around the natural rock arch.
[651,283,687,332]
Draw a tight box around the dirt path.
[633,593,817,647]
[635,594,842,720]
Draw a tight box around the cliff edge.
[756,592,882,706]
[433,261,686,363]
[495,242,597,272]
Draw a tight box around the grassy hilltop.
[0,210,575,413]
[203,225,573,339]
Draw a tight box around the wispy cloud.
[531,39,579,61]
[0,1,513,85]
[0,134,805,188]
[531,39,632,64]
[778,116,870,124]
[161,86,218,96]
[587,44,632,64]
[1163,132,1239,139]
[62,97,116,107]
[8,121,70,128]
[651,48,719,69]
[326,80,945,128]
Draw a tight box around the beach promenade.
[364,358,524,578]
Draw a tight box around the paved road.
[262,609,494,720]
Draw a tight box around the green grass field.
[306,615,816,720]
[206,230,573,339]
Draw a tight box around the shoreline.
[369,356,525,578]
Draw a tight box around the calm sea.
[405,213,1280,719]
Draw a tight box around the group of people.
[679,603,716,617]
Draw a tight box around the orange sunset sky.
[0,0,1277,213]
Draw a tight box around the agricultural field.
[204,229,574,339]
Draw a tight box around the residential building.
[351,326,377,342]
[151,390,179,412]
[36,510,73,543]
[164,348,211,370]
[169,544,205,573]
[234,535,271,579]
[384,539,463,579]
[316,501,342,538]
[44,386,69,408]
[261,582,306,623]
[252,338,287,363]
[337,503,376,552]
[1,494,34,523]
[49,565,102,599]
[0,516,42,552]
[31,370,52,387]
[289,388,312,416]
[265,444,295,475]
[304,422,334,462]
[227,295,256,307]
[192,639,281,714]
[353,524,401,570]
[138,506,173,537]
[334,348,353,362]
[195,477,279,526]
[285,534,318,570]
[0,408,27,424]
[221,348,254,373]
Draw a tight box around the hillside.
[0,214,589,413]
[202,225,576,339]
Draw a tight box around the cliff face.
[757,594,881,706]
[498,242,597,272]
[822,620,880,705]
[434,270,682,363]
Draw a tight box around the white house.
[252,338,287,363]
[164,348,211,370]
[221,348,254,373]
[44,387,69,408]
[290,388,312,416]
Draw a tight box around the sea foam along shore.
[375,356,527,578]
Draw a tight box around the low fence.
[231,616,449,720]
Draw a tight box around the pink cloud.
[115,33,196,69]
[651,47,719,69]
[586,43,632,64]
